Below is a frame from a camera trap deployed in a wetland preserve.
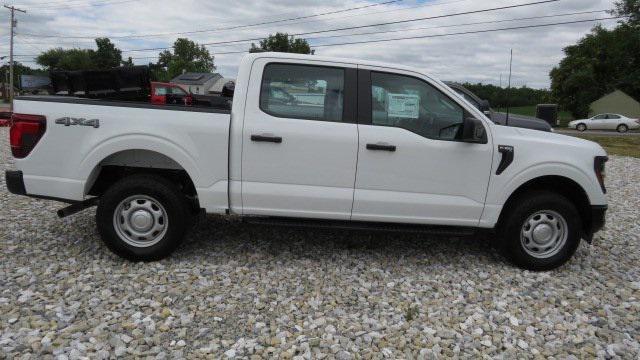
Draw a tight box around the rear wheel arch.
[86,149,200,210]
[497,175,592,238]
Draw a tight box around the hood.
[491,124,607,158]
[491,114,552,132]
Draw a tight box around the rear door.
[352,67,493,226]
[604,114,621,129]
[240,59,358,220]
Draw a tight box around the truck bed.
[12,96,232,214]
[17,95,231,114]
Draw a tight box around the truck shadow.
[176,215,505,268]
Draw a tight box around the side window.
[594,114,606,120]
[371,72,464,140]
[171,87,187,95]
[609,114,620,119]
[154,87,168,96]
[260,64,344,122]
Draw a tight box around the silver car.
[569,113,640,133]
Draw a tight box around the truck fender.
[78,134,201,195]
[480,161,603,228]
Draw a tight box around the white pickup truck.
[6,52,608,270]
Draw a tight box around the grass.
[496,105,574,127]
[571,134,640,158]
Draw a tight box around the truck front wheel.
[499,191,582,271]
[96,174,190,261]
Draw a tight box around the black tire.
[498,191,581,271]
[576,123,587,132]
[617,124,628,133]
[96,174,191,261]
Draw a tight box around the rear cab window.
[260,64,345,122]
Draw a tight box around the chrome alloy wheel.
[520,210,568,259]
[113,195,168,247]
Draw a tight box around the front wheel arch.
[497,175,592,240]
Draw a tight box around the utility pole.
[505,49,513,126]
[4,5,27,112]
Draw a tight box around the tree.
[250,33,314,54]
[154,38,215,81]
[462,83,551,109]
[122,57,134,67]
[36,38,124,71]
[610,0,640,26]
[549,23,640,117]
[37,48,94,71]
[92,37,123,69]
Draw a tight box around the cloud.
[0,0,618,88]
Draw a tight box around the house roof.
[170,72,221,85]
[591,89,640,105]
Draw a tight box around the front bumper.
[5,170,26,195]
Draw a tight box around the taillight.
[10,113,47,159]
[594,156,608,194]
[635,119,640,125]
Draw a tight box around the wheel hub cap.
[520,210,568,259]
[532,223,553,244]
[130,210,153,232]
[113,195,168,248]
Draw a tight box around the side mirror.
[460,117,487,144]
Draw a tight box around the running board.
[57,197,99,218]
[244,216,477,236]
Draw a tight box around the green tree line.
[550,0,640,117]
[31,32,312,82]
[461,83,551,108]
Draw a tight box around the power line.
[121,0,561,53]
[17,0,404,38]
[180,9,609,50]
[310,16,622,48]
[6,13,620,65]
[19,0,140,10]
[129,16,623,58]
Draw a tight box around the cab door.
[352,68,493,226]
[240,59,359,220]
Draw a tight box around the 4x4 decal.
[55,117,100,128]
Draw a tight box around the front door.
[241,60,358,220]
[590,114,607,129]
[352,68,493,226]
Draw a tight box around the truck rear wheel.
[499,191,581,271]
[96,174,190,261]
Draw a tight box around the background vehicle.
[150,82,193,106]
[5,53,608,271]
[444,82,552,132]
[569,113,640,132]
[0,111,10,127]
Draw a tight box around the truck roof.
[245,52,436,78]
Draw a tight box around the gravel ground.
[1,127,639,359]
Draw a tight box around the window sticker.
[387,93,420,119]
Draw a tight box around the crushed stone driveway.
[1,127,639,359]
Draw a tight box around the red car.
[0,111,11,127]
[150,82,192,106]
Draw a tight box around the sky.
[0,0,620,89]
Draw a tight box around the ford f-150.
[5,52,608,270]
